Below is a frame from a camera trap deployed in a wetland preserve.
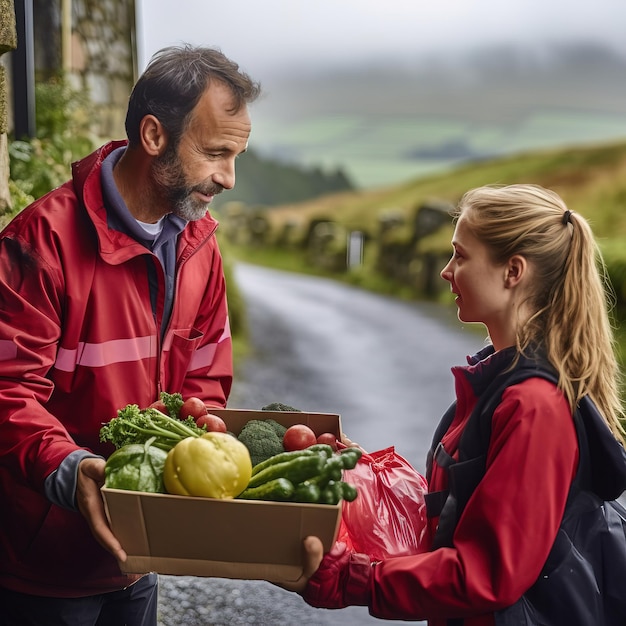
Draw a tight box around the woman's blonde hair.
[456,183,625,443]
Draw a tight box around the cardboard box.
[102,409,343,582]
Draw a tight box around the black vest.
[425,357,626,625]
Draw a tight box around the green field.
[250,110,626,189]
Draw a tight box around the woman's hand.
[278,540,371,609]
[274,536,324,593]
[340,434,365,451]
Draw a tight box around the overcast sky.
[137,0,626,77]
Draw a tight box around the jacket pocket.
[162,327,203,392]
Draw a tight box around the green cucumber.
[306,455,344,488]
[340,481,358,502]
[251,448,316,476]
[246,454,325,489]
[338,447,363,469]
[320,480,344,505]
[306,443,334,458]
[291,481,322,503]
[237,477,295,501]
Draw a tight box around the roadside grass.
[223,139,626,414]
[222,231,626,408]
[229,241,626,350]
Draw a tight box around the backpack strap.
[426,357,626,546]
[575,396,626,499]
[426,362,562,550]
[426,357,626,626]
[425,401,456,483]
[424,402,457,527]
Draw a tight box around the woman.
[281,184,626,625]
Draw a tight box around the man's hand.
[76,457,127,563]
[275,536,324,593]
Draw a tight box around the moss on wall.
[0,0,15,212]
[0,0,16,54]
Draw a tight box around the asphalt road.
[157,262,484,625]
[229,262,481,473]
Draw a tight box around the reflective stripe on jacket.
[0,141,233,596]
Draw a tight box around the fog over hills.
[245,41,626,188]
[254,42,626,122]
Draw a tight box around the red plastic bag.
[338,446,429,560]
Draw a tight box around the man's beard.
[151,146,223,222]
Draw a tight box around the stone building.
[0,0,137,212]
[0,0,16,211]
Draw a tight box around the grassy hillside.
[242,139,626,244]
[225,138,626,363]
[210,148,354,211]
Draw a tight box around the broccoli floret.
[263,418,288,439]
[237,419,285,466]
[262,402,301,412]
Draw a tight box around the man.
[0,45,260,624]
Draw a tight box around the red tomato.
[283,424,317,451]
[149,400,168,414]
[180,397,208,420]
[316,432,338,451]
[196,413,228,433]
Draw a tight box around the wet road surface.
[158,262,484,625]
[229,262,482,472]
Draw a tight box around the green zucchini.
[237,477,295,501]
[246,454,325,489]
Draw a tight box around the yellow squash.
[164,432,252,498]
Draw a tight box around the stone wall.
[0,0,16,212]
[6,1,137,143]
[68,0,137,139]
[0,0,137,212]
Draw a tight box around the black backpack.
[425,360,626,626]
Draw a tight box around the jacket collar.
[71,141,219,264]
[455,343,551,398]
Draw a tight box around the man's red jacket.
[0,141,233,596]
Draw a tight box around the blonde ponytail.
[457,184,625,443]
